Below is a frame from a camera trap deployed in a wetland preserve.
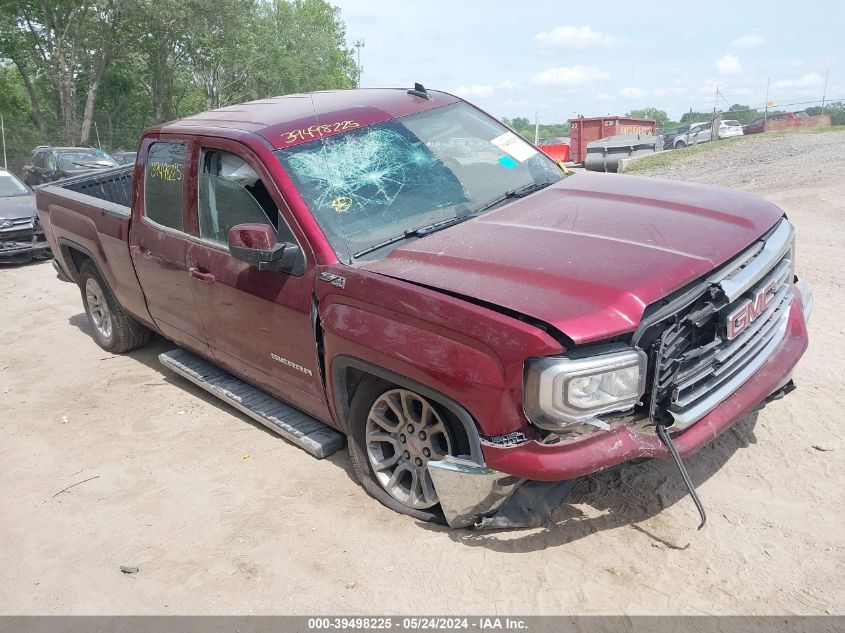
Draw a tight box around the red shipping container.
[568,116,656,164]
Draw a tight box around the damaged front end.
[428,456,574,529]
[430,219,812,531]
[0,216,51,261]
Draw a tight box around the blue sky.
[333,0,844,123]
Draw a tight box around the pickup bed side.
[37,167,155,330]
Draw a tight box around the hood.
[359,172,784,344]
[0,194,36,221]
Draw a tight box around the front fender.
[318,266,564,439]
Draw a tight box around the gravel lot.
[1,129,843,615]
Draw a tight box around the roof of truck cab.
[157,88,460,150]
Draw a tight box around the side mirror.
[227,223,302,274]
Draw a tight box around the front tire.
[347,378,465,523]
[78,260,151,353]
[675,140,686,148]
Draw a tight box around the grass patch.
[624,125,845,174]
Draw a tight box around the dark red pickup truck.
[37,87,811,528]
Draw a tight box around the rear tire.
[78,260,151,353]
[346,377,467,523]
[675,140,686,148]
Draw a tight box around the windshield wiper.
[351,181,553,260]
[472,180,554,215]
[352,211,474,259]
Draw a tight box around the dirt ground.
[1,130,843,615]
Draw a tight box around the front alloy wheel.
[365,388,453,509]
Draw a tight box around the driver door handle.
[189,267,215,284]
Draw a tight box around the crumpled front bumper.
[430,282,811,528]
[0,227,51,258]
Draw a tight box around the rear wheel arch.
[56,239,97,283]
[330,356,485,466]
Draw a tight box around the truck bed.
[56,165,134,208]
[35,165,152,327]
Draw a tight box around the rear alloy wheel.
[78,260,151,353]
[85,277,114,341]
[347,378,463,522]
[675,140,686,148]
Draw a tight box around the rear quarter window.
[144,142,186,231]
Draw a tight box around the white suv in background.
[718,120,744,139]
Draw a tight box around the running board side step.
[159,349,345,459]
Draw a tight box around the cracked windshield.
[275,102,561,261]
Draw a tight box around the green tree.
[0,0,130,144]
[626,107,671,129]
[0,0,358,164]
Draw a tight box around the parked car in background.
[22,146,120,187]
[113,151,137,165]
[662,124,690,149]
[718,120,744,139]
[667,122,712,148]
[0,168,51,262]
[742,112,808,135]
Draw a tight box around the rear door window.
[144,142,186,231]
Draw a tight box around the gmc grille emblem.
[725,280,779,340]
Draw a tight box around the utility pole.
[1,115,6,170]
[821,70,829,112]
[763,78,770,128]
[353,39,365,88]
[534,112,539,145]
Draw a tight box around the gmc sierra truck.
[36,86,811,528]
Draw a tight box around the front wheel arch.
[330,355,485,466]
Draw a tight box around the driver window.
[198,149,279,245]
[45,154,57,170]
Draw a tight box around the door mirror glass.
[228,223,301,273]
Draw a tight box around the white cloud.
[773,73,826,89]
[454,80,516,98]
[653,86,686,97]
[532,65,609,86]
[620,86,647,99]
[716,54,742,75]
[455,84,494,98]
[730,34,764,47]
[533,25,619,48]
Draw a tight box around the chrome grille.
[669,260,791,426]
[647,219,796,430]
[0,217,34,239]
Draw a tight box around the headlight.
[524,348,647,431]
